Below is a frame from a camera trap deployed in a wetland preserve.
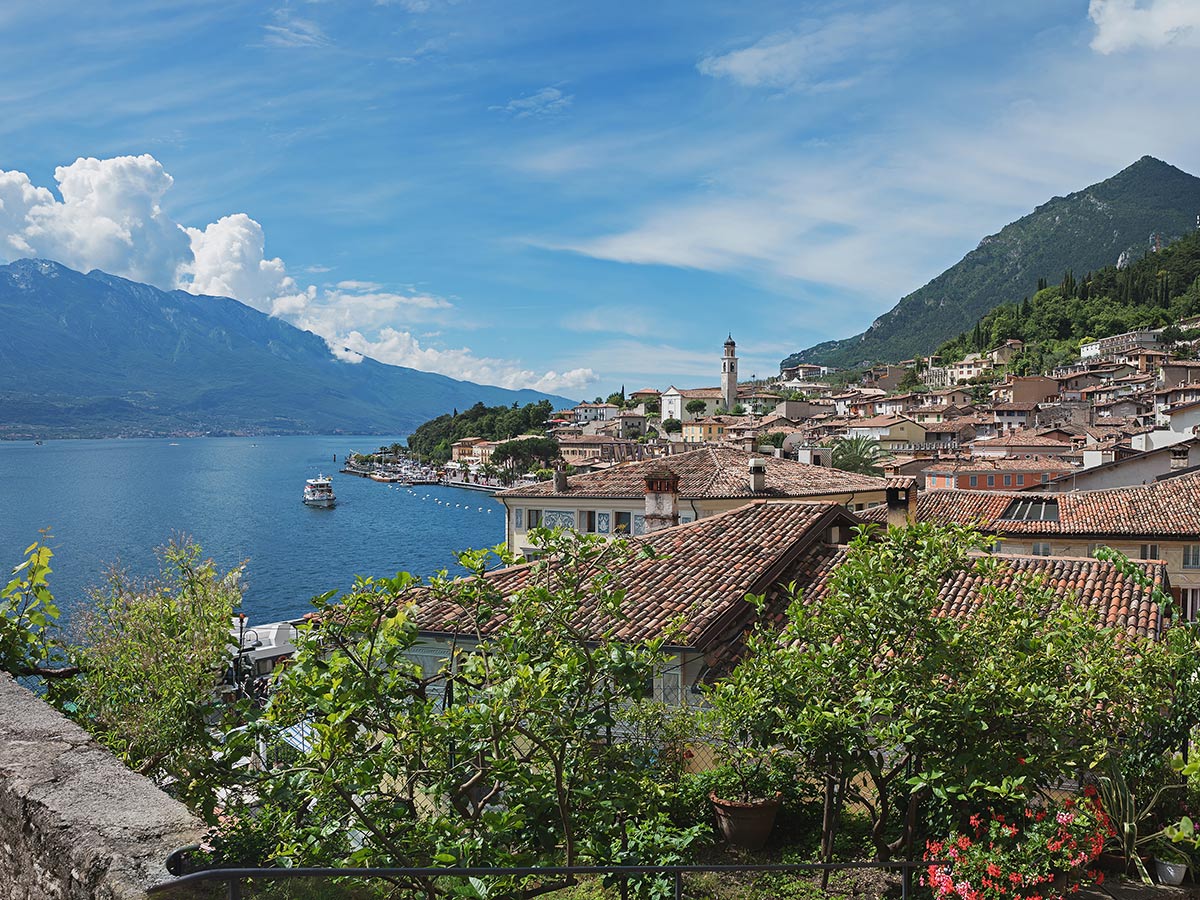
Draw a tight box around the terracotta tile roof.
[497,446,889,500]
[924,421,978,434]
[412,502,1167,666]
[993,402,1041,411]
[922,456,1075,475]
[780,547,1164,639]
[859,469,1200,538]
[412,501,853,647]
[847,415,917,428]
[670,386,723,399]
[972,431,1072,449]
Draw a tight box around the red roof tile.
[412,501,853,647]
[497,447,888,500]
[861,468,1200,538]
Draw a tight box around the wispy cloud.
[561,306,659,338]
[263,13,329,48]
[1089,0,1200,53]
[697,7,915,91]
[491,86,573,118]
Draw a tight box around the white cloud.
[4,155,192,288]
[0,154,582,394]
[1089,0,1200,53]
[183,214,293,312]
[562,306,659,338]
[332,328,596,394]
[262,13,329,48]
[0,170,52,259]
[491,86,573,118]
[697,7,912,91]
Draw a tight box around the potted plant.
[1095,765,1183,883]
[1151,840,1190,885]
[700,674,785,850]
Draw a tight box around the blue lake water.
[0,436,505,623]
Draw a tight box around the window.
[1140,544,1160,560]
[581,510,598,533]
[999,498,1059,522]
[1041,473,1050,483]
[542,510,576,529]
[986,475,995,487]
[614,511,633,533]
[1181,588,1200,622]
[1003,474,1012,486]
[527,509,542,529]
[1031,542,1052,556]
[1185,545,1200,569]
[514,508,524,530]
[1017,475,1025,486]
[969,475,978,487]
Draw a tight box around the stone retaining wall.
[0,675,206,900]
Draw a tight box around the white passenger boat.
[303,474,336,507]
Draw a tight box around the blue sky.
[2,0,1199,398]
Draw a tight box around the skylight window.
[999,498,1060,522]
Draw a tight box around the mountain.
[782,156,1200,370]
[0,259,577,438]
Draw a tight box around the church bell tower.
[721,335,738,412]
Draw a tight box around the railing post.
[673,870,683,900]
[227,877,242,900]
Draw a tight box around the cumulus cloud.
[1089,0,1200,52]
[0,154,585,394]
[183,214,293,312]
[3,155,191,287]
[697,7,912,91]
[491,87,573,118]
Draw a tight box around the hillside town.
[431,327,1200,622]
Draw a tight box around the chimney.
[553,464,569,492]
[885,478,917,529]
[643,470,680,533]
[1171,444,1189,470]
[748,457,767,492]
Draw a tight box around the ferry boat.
[303,474,336,507]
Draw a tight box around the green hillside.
[935,229,1200,373]
[406,400,555,462]
[782,156,1200,370]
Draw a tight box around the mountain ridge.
[782,156,1200,370]
[0,259,577,438]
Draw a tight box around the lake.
[0,436,506,624]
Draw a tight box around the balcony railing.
[150,858,947,900]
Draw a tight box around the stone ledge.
[0,674,206,900]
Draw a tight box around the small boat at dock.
[303,474,336,507]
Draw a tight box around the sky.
[2,0,1200,399]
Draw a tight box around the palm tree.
[830,435,884,476]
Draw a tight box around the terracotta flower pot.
[709,791,782,850]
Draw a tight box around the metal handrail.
[149,858,946,900]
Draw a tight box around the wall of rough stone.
[0,675,206,900]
